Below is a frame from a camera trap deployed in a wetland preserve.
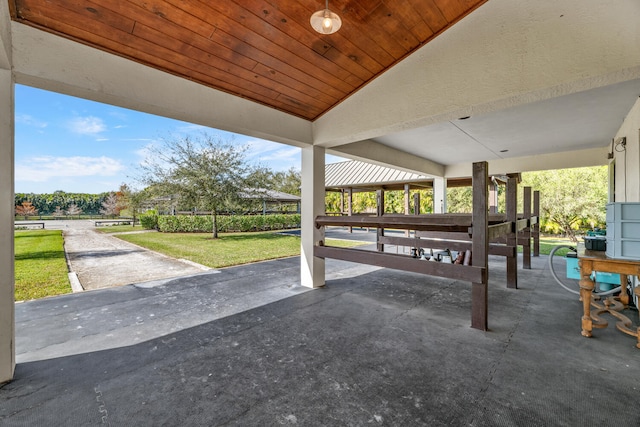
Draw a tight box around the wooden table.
[578,245,640,348]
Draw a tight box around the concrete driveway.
[44,220,210,290]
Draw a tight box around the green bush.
[140,210,159,230]
[157,214,300,233]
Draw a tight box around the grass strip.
[14,230,71,301]
[115,231,366,269]
[95,224,142,233]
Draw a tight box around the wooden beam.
[377,189,384,252]
[533,191,540,257]
[506,177,518,289]
[314,245,485,283]
[378,235,515,257]
[404,184,410,237]
[522,186,532,269]
[315,213,507,231]
[347,187,353,233]
[471,161,489,331]
[487,222,514,241]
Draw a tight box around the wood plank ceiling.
[9,0,487,121]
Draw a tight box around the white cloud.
[15,114,47,128]
[245,139,300,165]
[68,116,106,135]
[16,156,124,182]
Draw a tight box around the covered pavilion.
[1,0,639,384]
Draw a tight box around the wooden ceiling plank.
[16,3,280,101]
[346,0,411,60]
[383,0,424,30]
[221,31,347,101]
[11,0,488,120]
[127,0,348,102]
[183,0,359,92]
[311,0,396,68]
[95,1,258,67]
[260,0,385,79]
[132,23,331,113]
[252,63,335,109]
[368,3,421,52]
[15,6,324,118]
[237,0,370,76]
[389,1,435,41]
[250,1,377,82]
[417,0,449,33]
[434,0,485,24]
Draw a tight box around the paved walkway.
[4,253,639,425]
[44,220,210,290]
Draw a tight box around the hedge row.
[142,214,301,233]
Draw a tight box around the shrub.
[157,214,300,233]
[140,210,159,230]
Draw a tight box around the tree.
[118,183,149,227]
[15,201,38,220]
[66,203,83,218]
[137,133,255,238]
[521,166,608,240]
[52,206,65,218]
[274,167,301,196]
[99,192,119,217]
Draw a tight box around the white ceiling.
[373,78,640,167]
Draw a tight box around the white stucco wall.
[0,69,15,384]
[613,98,640,202]
[0,0,10,70]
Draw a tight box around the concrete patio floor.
[1,249,639,425]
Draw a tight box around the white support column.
[0,69,15,384]
[300,145,325,288]
[433,177,447,213]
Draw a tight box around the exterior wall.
[613,99,640,202]
[0,69,15,383]
[300,146,325,288]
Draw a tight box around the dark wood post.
[533,190,540,256]
[347,187,353,233]
[506,177,518,289]
[471,161,489,331]
[522,186,532,269]
[376,189,385,252]
[404,184,410,237]
[413,192,420,215]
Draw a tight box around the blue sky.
[15,85,344,194]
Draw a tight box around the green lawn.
[524,236,576,256]
[115,231,366,269]
[95,224,142,233]
[14,230,71,301]
[12,228,573,301]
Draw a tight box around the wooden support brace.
[506,177,518,289]
[315,245,485,283]
[471,161,489,331]
[533,191,540,257]
[378,235,515,257]
[377,189,384,252]
[522,186,532,269]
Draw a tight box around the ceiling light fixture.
[310,0,342,35]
